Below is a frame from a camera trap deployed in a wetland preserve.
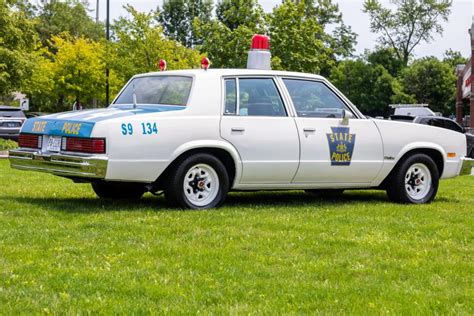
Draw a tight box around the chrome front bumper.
[8,149,108,179]
[460,157,474,176]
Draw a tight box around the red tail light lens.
[18,134,41,149]
[65,137,106,154]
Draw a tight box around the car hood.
[21,105,184,137]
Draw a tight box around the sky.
[93,0,474,59]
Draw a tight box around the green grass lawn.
[0,159,473,314]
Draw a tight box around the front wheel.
[164,153,229,209]
[386,153,439,204]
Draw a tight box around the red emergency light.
[201,57,210,70]
[158,59,167,71]
[247,34,271,70]
[250,34,270,50]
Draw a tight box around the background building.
[456,18,474,131]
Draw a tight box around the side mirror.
[341,109,353,125]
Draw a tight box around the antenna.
[132,84,137,109]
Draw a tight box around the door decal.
[326,127,356,166]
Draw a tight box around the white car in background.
[8,35,473,209]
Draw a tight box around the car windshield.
[0,109,25,118]
[113,76,192,106]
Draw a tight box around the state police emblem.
[326,127,356,166]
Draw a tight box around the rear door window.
[238,78,286,117]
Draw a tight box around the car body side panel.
[371,119,467,185]
[92,73,230,183]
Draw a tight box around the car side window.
[444,120,464,133]
[283,79,351,118]
[224,79,237,115]
[238,78,286,117]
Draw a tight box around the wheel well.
[380,148,444,188]
[153,147,237,190]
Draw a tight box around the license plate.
[47,136,61,152]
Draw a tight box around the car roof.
[0,105,23,110]
[133,68,325,80]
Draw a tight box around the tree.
[400,57,456,115]
[442,49,468,69]
[24,35,112,112]
[0,0,38,96]
[159,0,213,47]
[35,0,104,49]
[363,0,452,66]
[366,47,405,77]
[193,0,266,68]
[298,0,357,59]
[269,1,334,75]
[112,6,203,83]
[330,59,413,117]
[215,0,265,31]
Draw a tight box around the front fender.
[395,142,447,162]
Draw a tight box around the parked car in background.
[25,112,48,119]
[0,105,26,140]
[390,115,474,159]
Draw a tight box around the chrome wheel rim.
[405,163,432,200]
[183,163,219,207]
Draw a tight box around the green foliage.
[35,0,104,49]
[400,57,456,115]
[112,6,203,83]
[366,47,405,77]
[159,0,213,47]
[194,0,266,68]
[0,160,473,313]
[363,0,452,66]
[269,1,334,75]
[215,0,266,31]
[0,0,38,96]
[0,138,18,150]
[23,35,113,112]
[194,19,258,68]
[300,0,357,59]
[442,49,468,69]
[330,59,413,117]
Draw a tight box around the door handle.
[303,127,316,132]
[231,127,245,132]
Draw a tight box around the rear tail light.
[18,134,42,149]
[64,137,106,154]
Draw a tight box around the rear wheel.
[164,153,229,209]
[91,181,146,199]
[386,153,439,204]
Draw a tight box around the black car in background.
[0,106,26,140]
[391,115,474,159]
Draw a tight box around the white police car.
[9,35,473,209]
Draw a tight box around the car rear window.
[114,76,193,106]
[0,109,25,118]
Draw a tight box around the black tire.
[91,181,146,199]
[305,189,344,198]
[164,153,229,209]
[386,153,439,204]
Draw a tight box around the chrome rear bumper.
[8,149,108,179]
[460,157,474,176]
